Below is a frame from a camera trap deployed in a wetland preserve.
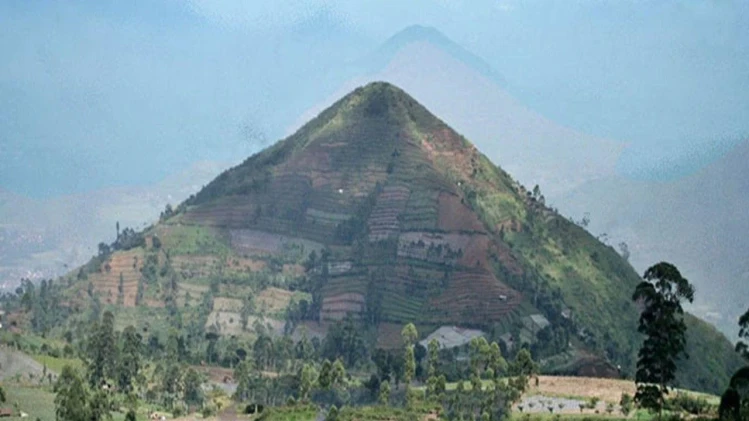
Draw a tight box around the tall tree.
[234,359,256,402]
[87,311,118,387]
[89,389,112,421]
[318,359,333,390]
[331,358,347,389]
[736,308,749,361]
[401,323,418,347]
[402,323,418,387]
[404,345,416,386]
[719,306,749,421]
[632,262,695,418]
[297,363,317,401]
[378,380,390,405]
[54,366,90,421]
[118,326,141,392]
[183,368,204,406]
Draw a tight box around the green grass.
[1,385,56,421]
[157,224,230,256]
[30,354,84,374]
[262,405,319,421]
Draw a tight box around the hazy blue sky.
[2,0,748,197]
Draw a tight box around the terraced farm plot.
[256,287,295,313]
[398,232,482,266]
[400,190,438,231]
[229,229,324,257]
[321,274,368,297]
[368,185,410,241]
[213,297,243,312]
[430,268,521,324]
[88,248,144,307]
[381,289,424,322]
[321,292,366,321]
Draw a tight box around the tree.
[331,358,346,389]
[298,363,316,401]
[402,323,418,390]
[183,368,204,406]
[427,339,440,378]
[0,385,5,403]
[89,389,112,421]
[118,326,141,392]
[87,311,118,388]
[318,359,332,390]
[632,262,695,418]
[507,348,538,398]
[620,393,633,416]
[618,242,631,262]
[719,306,749,421]
[401,323,418,347]
[326,405,339,421]
[736,307,749,361]
[404,345,416,386]
[54,366,90,421]
[488,342,507,378]
[378,380,391,405]
[234,359,256,402]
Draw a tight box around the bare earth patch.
[531,375,636,403]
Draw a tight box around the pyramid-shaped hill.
[64,82,742,394]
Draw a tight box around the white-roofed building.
[418,326,485,350]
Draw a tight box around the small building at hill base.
[419,326,485,350]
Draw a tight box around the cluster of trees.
[53,311,207,419]
[718,307,749,420]
[10,278,68,334]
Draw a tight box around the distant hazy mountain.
[0,161,226,288]
[292,25,624,199]
[558,139,749,337]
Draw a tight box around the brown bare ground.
[376,323,407,349]
[531,376,636,403]
[437,192,485,232]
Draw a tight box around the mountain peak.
[363,26,506,88]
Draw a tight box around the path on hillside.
[0,346,47,382]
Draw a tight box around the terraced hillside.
[62,82,742,394]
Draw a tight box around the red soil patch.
[456,234,491,270]
[490,241,524,276]
[376,322,407,349]
[437,192,485,232]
